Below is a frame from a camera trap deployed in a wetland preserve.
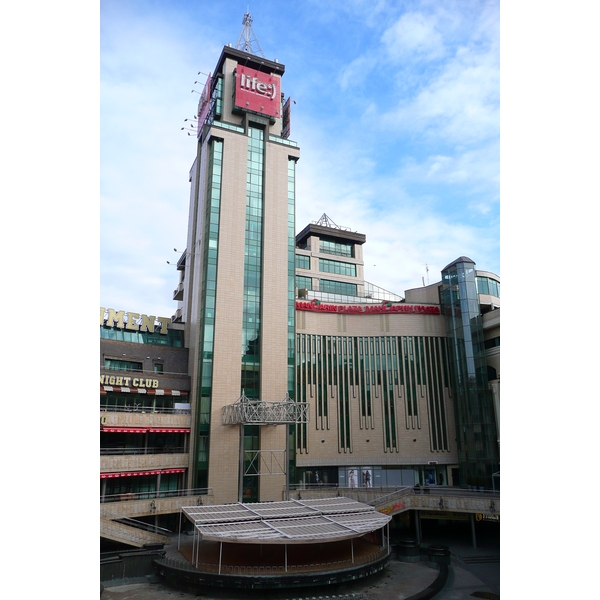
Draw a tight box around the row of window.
[476,276,500,298]
[296,254,357,278]
[101,473,181,497]
[101,393,181,410]
[319,258,356,277]
[319,239,353,258]
[295,276,358,296]
[103,359,163,373]
[100,326,183,347]
[319,279,358,296]
[104,359,142,372]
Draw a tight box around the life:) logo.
[239,72,277,100]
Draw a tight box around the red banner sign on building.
[235,65,280,118]
[295,299,440,315]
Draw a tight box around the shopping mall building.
[100,42,500,528]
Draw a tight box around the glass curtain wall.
[241,126,265,502]
[440,258,499,488]
[193,138,222,489]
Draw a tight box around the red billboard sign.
[235,65,280,118]
[295,299,441,315]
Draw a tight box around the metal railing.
[100,405,191,415]
[286,484,500,500]
[158,546,388,576]
[101,507,172,536]
[101,487,212,504]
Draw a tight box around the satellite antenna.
[235,8,265,58]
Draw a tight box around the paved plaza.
[102,521,500,600]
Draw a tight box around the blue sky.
[101,0,499,318]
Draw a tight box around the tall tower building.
[440,257,500,487]
[176,42,300,503]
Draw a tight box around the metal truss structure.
[235,11,265,58]
[243,450,287,477]
[222,393,309,501]
[222,392,309,426]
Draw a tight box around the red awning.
[101,427,147,434]
[148,428,190,433]
[100,468,186,479]
[100,427,190,434]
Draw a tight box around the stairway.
[100,517,171,548]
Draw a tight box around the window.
[295,254,310,270]
[484,336,500,350]
[319,258,356,277]
[488,278,499,297]
[319,279,358,296]
[296,275,312,290]
[319,238,352,258]
[104,359,142,372]
[154,363,163,374]
[476,277,489,295]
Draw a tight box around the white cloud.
[381,11,445,62]
[379,43,499,145]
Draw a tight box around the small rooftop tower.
[235,9,265,58]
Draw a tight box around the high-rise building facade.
[176,45,299,503]
[101,37,500,526]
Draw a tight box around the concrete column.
[285,437,289,501]
[413,511,420,543]
[470,513,477,548]
[219,542,223,575]
[238,423,245,503]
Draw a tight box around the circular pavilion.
[154,496,392,590]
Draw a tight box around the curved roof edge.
[442,256,476,271]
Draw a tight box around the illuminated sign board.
[234,65,280,118]
[295,300,440,315]
[100,308,170,335]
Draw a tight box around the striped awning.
[101,427,147,433]
[101,386,187,395]
[100,467,186,479]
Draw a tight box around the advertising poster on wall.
[347,468,358,488]
[362,468,372,488]
[424,468,436,486]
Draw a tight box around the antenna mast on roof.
[235,8,265,58]
[314,213,352,231]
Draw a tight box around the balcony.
[101,452,189,473]
[173,282,184,301]
[100,408,191,429]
